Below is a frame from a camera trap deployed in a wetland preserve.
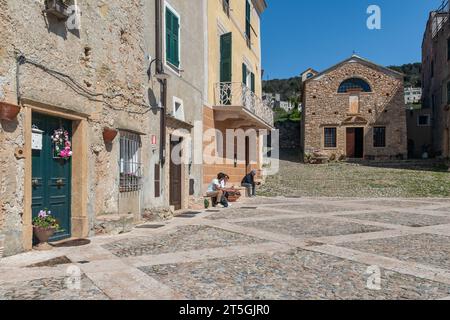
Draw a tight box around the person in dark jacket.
[241,169,259,197]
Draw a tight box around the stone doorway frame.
[22,99,89,251]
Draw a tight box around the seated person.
[207,173,229,208]
[241,169,260,197]
[221,174,241,202]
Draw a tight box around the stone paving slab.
[237,217,388,239]
[139,249,450,300]
[340,233,450,270]
[338,212,450,227]
[0,275,109,300]
[262,203,365,213]
[347,200,436,209]
[102,225,267,258]
[205,208,300,221]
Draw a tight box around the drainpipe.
[156,0,166,165]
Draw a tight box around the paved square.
[139,249,450,300]
[340,233,450,270]
[339,211,450,227]
[237,217,388,238]
[1,197,450,300]
[103,225,268,258]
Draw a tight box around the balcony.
[214,82,274,128]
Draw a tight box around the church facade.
[301,56,408,161]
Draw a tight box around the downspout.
[156,0,167,165]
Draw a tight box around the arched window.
[338,78,372,93]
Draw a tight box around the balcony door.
[220,32,232,105]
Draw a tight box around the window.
[324,128,337,148]
[222,0,230,16]
[173,97,185,121]
[373,127,386,148]
[242,63,255,92]
[154,163,161,198]
[119,132,142,192]
[245,0,251,47]
[418,115,431,126]
[338,78,372,93]
[306,73,314,79]
[165,6,180,68]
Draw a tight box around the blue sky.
[261,0,443,80]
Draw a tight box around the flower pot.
[103,127,118,143]
[0,101,21,121]
[33,226,56,250]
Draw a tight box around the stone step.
[94,214,137,236]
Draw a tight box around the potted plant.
[0,101,21,121]
[32,209,60,250]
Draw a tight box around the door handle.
[56,179,65,187]
[32,179,40,187]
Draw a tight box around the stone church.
[301,55,407,161]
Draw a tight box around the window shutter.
[245,1,251,41]
[173,14,180,67]
[166,9,173,64]
[242,63,247,85]
[166,8,179,67]
[251,72,255,93]
[220,32,232,83]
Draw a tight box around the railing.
[214,82,274,126]
[433,0,449,38]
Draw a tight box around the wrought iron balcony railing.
[432,0,449,38]
[214,82,274,127]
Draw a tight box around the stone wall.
[0,0,163,255]
[302,58,408,160]
[276,120,300,149]
[422,16,450,158]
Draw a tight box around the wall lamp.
[148,58,170,81]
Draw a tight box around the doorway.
[245,136,251,173]
[170,136,182,210]
[31,113,72,242]
[346,127,364,158]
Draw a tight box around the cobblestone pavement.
[1,197,450,300]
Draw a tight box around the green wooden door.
[32,113,72,242]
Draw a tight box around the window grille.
[119,131,142,192]
[373,127,386,148]
[324,128,337,148]
[338,78,372,93]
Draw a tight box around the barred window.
[338,78,372,93]
[119,131,142,192]
[373,127,386,148]
[324,128,337,148]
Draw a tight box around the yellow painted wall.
[207,0,264,105]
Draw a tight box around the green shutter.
[251,72,255,93]
[166,8,180,67]
[245,1,251,42]
[242,63,247,85]
[220,32,232,82]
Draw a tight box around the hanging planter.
[0,101,21,121]
[103,127,118,143]
[51,128,72,159]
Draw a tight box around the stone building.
[203,0,273,188]
[422,1,450,158]
[301,55,407,160]
[0,0,206,256]
[406,107,433,159]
